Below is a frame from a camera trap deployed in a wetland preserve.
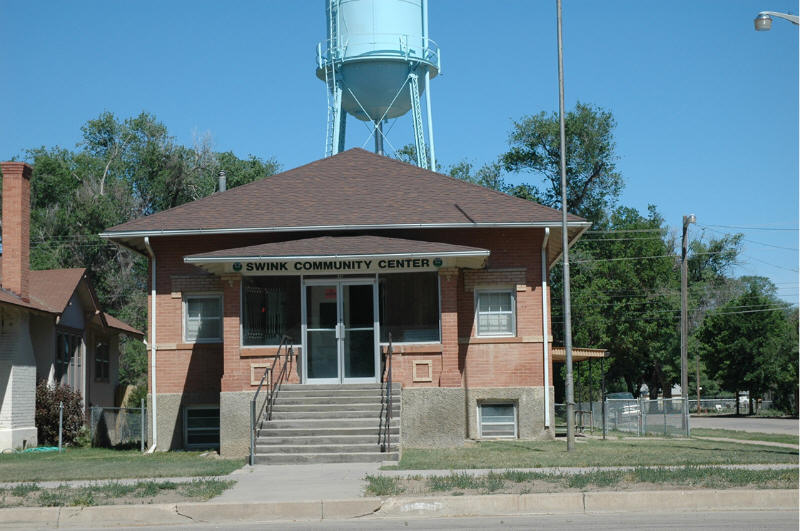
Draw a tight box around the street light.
[754,11,799,31]
[556,0,576,452]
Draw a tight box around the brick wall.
[148,228,553,396]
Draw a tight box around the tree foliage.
[696,277,796,412]
[8,112,280,386]
[502,102,623,223]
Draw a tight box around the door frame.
[302,277,380,384]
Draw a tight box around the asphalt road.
[691,415,799,435]
[62,511,799,531]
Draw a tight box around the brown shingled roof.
[29,268,87,313]
[104,312,144,337]
[103,148,586,237]
[185,235,489,260]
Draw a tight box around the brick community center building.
[102,149,589,461]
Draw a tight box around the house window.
[184,407,220,449]
[475,290,516,337]
[379,272,440,343]
[184,294,222,343]
[242,277,301,345]
[95,341,109,382]
[479,403,517,439]
[56,330,82,388]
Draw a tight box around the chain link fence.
[88,403,146,450]
[555,398,690,437]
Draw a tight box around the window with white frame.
[184,294,223,343]
[475,290,515,337]
[479,402,517,438]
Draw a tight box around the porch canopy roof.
[551,347,609,363]
[184,235,489,276]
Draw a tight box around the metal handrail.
[381,333,394,452]
[249,335,293,466]
[318,35,441,69]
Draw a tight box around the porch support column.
[220,274,242,392]
[438,267,461,387]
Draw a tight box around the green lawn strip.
[0,479,234,508]
[365,467,798,496]
[691,428,799,446]
[394,439,798,470]
[0,448,244,482]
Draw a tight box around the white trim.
[474,289,517,338]
[541,227,551,428]
[185,250,489,263]
[182,293,224,344]
[101,221,593,240]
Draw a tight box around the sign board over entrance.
[227,257,448,275]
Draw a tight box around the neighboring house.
[0,161,143,450]
[102,149,590,459]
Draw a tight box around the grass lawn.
[691,428,799,446]
[366,467,798,497]
[0,479,235,508]
[392,438,799,470]
[0,448,244,482]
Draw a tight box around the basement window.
[184,407,220,449]
[479,403,517,439]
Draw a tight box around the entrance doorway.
[303,279,379,383]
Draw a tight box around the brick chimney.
[1,162,32,302]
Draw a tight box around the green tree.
[501,102,622,223]
[695,277,795,414]
[14,111,280,387]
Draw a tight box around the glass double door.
[304,279,378,383]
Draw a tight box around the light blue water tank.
[316,0,440,122]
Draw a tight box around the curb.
[0,489,796,528]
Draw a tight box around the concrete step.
[274,395,398,405]
[281,384,392,391]
[269,410,396,420]
[277,389,400,399]
[256,443,396,454]
[270,403,400,413]
[256,434,399,446]
[253,452,399,465]
[258,426,399,437]
[262,418,398,429]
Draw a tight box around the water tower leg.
[374,120,384,155]
[424,70,436,170]
[408,73,429,169]
[337,107,347,154]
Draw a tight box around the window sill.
[240,345,302,357]
[460,336,519,344]
[381,343,443,354]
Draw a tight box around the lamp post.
[556,0,576,452]
[754,11,799,30]
[681,214,696,437]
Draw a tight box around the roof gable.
[103,148,586,236]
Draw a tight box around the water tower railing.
[317,34,439,70]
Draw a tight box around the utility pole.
[696,353,701,413]
[681,214,695,437]
[556,0,576,452]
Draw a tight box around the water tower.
[316,0,440,169]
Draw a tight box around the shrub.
[35,381,85,446]
[124,384,148,408]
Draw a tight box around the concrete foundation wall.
[148,391,219,451]
[401,386,554,447]
[219,391,256,458]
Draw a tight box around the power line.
[702,224,799,231]
[700,226,798,251]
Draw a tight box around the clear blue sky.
[1,1,797,303]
